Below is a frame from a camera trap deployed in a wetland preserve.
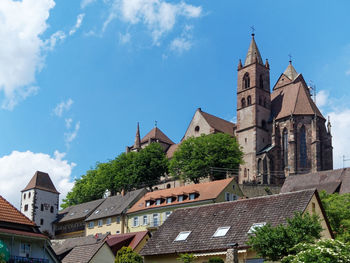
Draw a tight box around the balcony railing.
[9,255,49,263]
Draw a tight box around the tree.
[208,257,224,263]
[115,247,143,263]
[177,253,197,263]
[281,239,350,263]
[247,212,322,262]
[319,191,350,243]
[169,133,243,183]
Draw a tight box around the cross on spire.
[250,25,255,36]
[155,120,158,127]
[288,53,292,64]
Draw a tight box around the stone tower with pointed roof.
[21,171,59,236]
[236,33,271,183]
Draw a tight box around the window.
[156,199,161,205]
[116,231,120,234]
[153,214,159,227]
[133,217,139,227]
[24,204,28,212]
[95,210,100,214]
[88,222,94,228]
[225,192,231,201]
[143,215,148,225]
[146,200,151,207]
[98,219,103,227]
[283,128,288,168]
[40,219,44,225]
[243,73,250,89]
[259,96,262,105]
[28,192,31,198]
[116,216,121,224]
[248,222,266,234]
[20,243,31,257]
[41,204,44,211]
[195,126,200,132]
[241,98,246,108]
[259,74,264,89]
[106,218,112,225]
[189,193,196,200]
[175,231,191,241]
[165,211,172,219]
[312,202,316,213]
[247,95,252,106]
[213,226,230,237]
[262,120,266,129]
[24,193,26,200]
[299,125,307,168]
[167,197,172,204]
[178,195,183,202]
[264,98,267,108]
[50,206,54,213]
[84,209,90,213]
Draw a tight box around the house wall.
[90,243,115,263]
[134,235,151,254]
[304,194,332,239]
[86,215,126,236]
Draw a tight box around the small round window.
[195,126,200,132]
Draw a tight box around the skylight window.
[248,222,266,234]
[95,210,100,214]
[213,226,230,237]
[174,231,191,241]
[84,209,89,213]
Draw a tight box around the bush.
[115,247,143,263]
[208,257,224,263]
[177,253,197,263]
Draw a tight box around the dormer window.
[167,197,173,204]
[146,200,151,207]
[189,193,196,200]
[156,199,161,205]
[248,222,266,234]
[178,195,184,202]
[213,226,230,237]
[175,231,191,241]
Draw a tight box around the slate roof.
[239,184,281,198]
[281,168,350,194]
[199,110,236,136]
[57,198,105,223]
[0,195,35,226]
[85,188,146,221]
[271,75,324,120]
[141,189,317,256]
[22,171,59,194]
[244,34,263,66]
[141,127,174,145]
[61,242,105,263]
[166,143,180,158]
[128,178,234,214]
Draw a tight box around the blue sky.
[0,0,350,206]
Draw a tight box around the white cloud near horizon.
[0,0,55,110]
[103,0,202,45]
[69,13,85,36]
[53,99,74,117]
[0,150,75,208]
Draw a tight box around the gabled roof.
[244,34,263,66]
[61,242,107,263]
[199,110,236,136]
[22,171,59,194]
[0,195,35,226]
[127,178,234,214]
[271,75,324,120]
[141,127,174,145]
[281,168,350,194]
[141,189,318,256]
[56,198,105,223]
[85,188,146,221]
[106,231,150,254]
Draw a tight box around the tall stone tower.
[236,34,271,183]
[20,171,59,236]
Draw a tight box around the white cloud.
[119,32,131,44]
[69,13,85,36]
[45,30,66,51]
[53,98,74,117]
[103,0,202,44]
[65,118,73,129]
[65,121,80,146]
[81,0,96,9]
[316,90,329,108]
[327,109,350,169]
[0,150,75,208]
[0,0,55,110]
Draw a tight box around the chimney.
[121,189,125,196]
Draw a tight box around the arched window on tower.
[241,98,246,108]
[262,120,267,130]
[259,74,264,89]
[299,125,307,168]
[243,73,250,89]
[259,96,262,105]
[247,96,252,106]
[283,128,288,168]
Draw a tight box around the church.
[127,33,333,185]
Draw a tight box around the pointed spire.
[327,116,332,135]
[265,59,270,69]
[134,122,141,150]
[244,34,263,66]
[283,60,298,81]
[237,59,243,70]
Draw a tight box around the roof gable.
[141,127,174,145]
[22,171,59,194]
[140,189,316,256]
[200,111,235,136]
[0,195,35,226]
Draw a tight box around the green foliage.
[248,212,322,261]
[282,239,350,263]
[62,143,168,208]
[208,257,224,263]
[169,133,243,183]
[0,253,6,263]
[319,191,350,243]
[115,247,143,263]
[177,253,197,263]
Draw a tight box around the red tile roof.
[106,231,149,251]
[127,178,233,214]
[22,171,59,194]
[200,110,236,136]
[0,195,35,226]
[0,227,47,239]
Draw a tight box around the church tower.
[236,34,271,183]
[21,171,59,236]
